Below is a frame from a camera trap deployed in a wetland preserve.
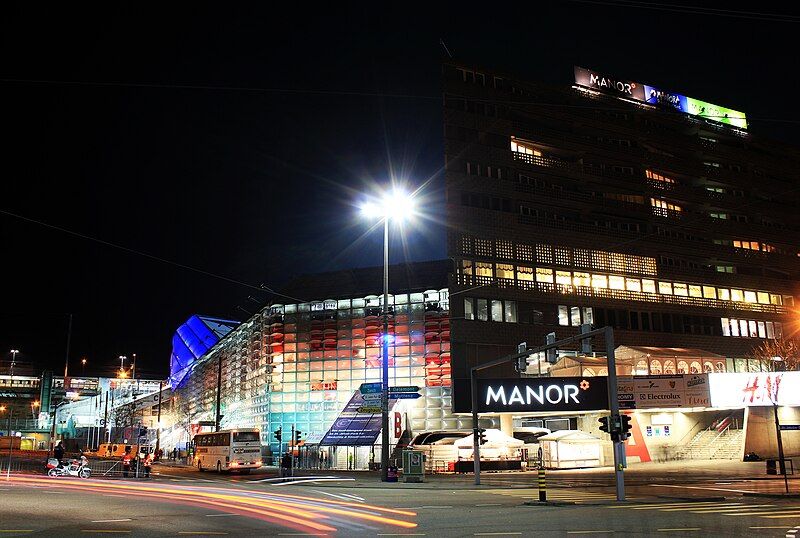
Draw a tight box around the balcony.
[511,150,571,170]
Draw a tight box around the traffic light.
[294,429,303,444]
[274,427,282,442]
[477,428,487,445]
[545,332,557,363]
[620,415,632,440]
[579,323,593,354]
[598,415,610,434]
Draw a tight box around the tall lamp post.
[6,349,19,479]
[360,188,415,482]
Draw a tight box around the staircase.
[675,428,744,460]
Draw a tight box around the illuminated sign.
[617,374,709,409]
[473,377,608,413]
[574,66,747,129]
[708,372,800,407]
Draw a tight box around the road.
[2,464,800,536]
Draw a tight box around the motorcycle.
[46,458,91,478]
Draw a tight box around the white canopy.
[453,428,524,449]
[539,430,600,443]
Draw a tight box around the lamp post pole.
[6,350,17,479]
[380,217,390,482]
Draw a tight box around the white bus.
[194,429,262,473]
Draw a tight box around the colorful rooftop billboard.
[574,66,747,129]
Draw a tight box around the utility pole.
[215,355,223,432]
[380,217,390,482]
[155,380,163,457]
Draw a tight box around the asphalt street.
[2,463,800,537]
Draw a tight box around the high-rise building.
[443,62,800,408]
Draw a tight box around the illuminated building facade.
[172,261,474,458]
[443,62,800,401]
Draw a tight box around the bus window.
[233,431,259,443]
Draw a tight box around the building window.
[510,138,542,156]
[591,274,608,289]
[555,270,572,286]
[464,298,474,320]
[651,198,682,215]
[715,265,735,273]
[608,275,625,290]
[491,300,503,322]
[573,272,591,287]
[517,266,534,281]
[645,170,676,187]
[710,212,728,219]
[505,301,517,323]
[625,278,642,292]
[570,307,581,326]
[475,262,493,277]
[461,259,473,275]
[496,263,514,279]
[476,299,488,321]
[558,305,569,326]
[536,268,554,283]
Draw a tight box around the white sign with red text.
[708,372,800,407]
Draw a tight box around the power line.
[0,208,306,303]
[564,0,800,23]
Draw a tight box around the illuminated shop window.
[642,279,657,294]
[663,360,676,374]
[625,278,642,292]
[677,361,689,374]
[690,361,702,374]
[510,138,542,156]
[476,262,493,277]
[573,272,591,287]
[496,263,514,279]
[635,360,648,375]
[591,274,608,289]
[536,268,554,283]
[650,360,663,374]
[556,270,572,285]
[517,266,534,281]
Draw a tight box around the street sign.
[389,392,421,400]
[361,393,382,401]
[359,382,383,394]
[780,425,800,431]
[357,406,382,414]
[389,386,419,393]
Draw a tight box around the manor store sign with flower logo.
[476,377,609,413]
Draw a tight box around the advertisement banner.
[320,391,398,446]
[709,372,800,407]
[618,374,710,409]
[574,66,747,129]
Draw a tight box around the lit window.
[650,198,682,212]
[645,170,676,186]
[570,307,581,326]
[766,322,775,339]
[517,266,534,281]
[744,291,757,303]
[658,282,673,295]
[677,361,689,374]
[609,275,625,290]
[642,279,657,293]
[464,298,474,320]
[491,300,503,322]
[739,319,748,337]
[583,307,594,325]
[510,138,542,156]
[775,323,784,339]
[730,319,740,337]
[555,271,572,285]
[757,321,766,339]
[757,292,770,304]
[625,278,642,292]
[558,305,569,326]
[461,260,473,275]
[664,360,676,374]
[771,294,783,305]
[477,299,488,321]
[536,268,554,283]
[496,263,514,279]
[476,262,493,277]
[650,360,662,374]
[748,320,758,338]
[636,360,649,375]
[573,272,591,287]
[688,285,702,298]
[710,212,728,219]
[702,286,717,299]
[718,288,730,301]
[673,283,688,296]
[731,289,744,302]
[505,301,517,323]
[591,274,608,288]
[721,318,730,336]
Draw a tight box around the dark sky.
[3,2,799,378]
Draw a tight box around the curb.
[743,492,800,498]
[523,500,576,506]
[656,495,726,502]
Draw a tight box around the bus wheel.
[216,461,222,473]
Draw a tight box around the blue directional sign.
[780,425,800,431]
[389,386,420,393]
[390,392,421,400]
[361,393,382,401]
[359,382,383,394]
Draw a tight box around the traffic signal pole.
[469,326,625,500]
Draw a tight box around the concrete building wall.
[744,406,800,458]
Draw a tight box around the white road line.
[475,503,503,507]
[338,492,365,501]
[657,529,701,532]
[408,506,453,509]
[90,519,133,523]
[475,534,522,536]
[566,533,614,535]
[205,514,240,517]
[313,490,356,502]
[273,477,355,486]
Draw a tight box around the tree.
[749,337,800,372]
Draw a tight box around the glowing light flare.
[360,189,416,223]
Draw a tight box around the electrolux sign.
[476,377,609,413]
[574,66,747,129]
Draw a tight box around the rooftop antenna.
[439,38,453,59]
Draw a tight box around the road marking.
[205,514,239,517]
[0,531,34,534]
[377,535,426,537]
[566,533,614,535]
[686,505,773,513]
[273,477,356,486]
[407,506,453,509]
[313,489,359,502]
[656,529,701,533]
[80,532,131,534]
[607,501,731,509]
[750,526,793,529]
[338,492,365,501]
[475,503,502,507]
[474,534,522,536]
[91,520,132,523]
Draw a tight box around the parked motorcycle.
[46,458,91,478]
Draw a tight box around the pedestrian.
[53,441,65,467]
[122,448,133,478]
[172,447,178,461]
[281,452,291,477]
[143,452,153,478]
[348,452,353,470]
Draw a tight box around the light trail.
[7,476,417,533]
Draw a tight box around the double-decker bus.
[193,429,262,473]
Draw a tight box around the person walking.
[143,452,153,478]
[122,448,133,478]
[53,441,65,467]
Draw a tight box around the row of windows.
[460,192,513,212]
[463,298,517,323]
[713,239,777,253]
[459,260,788,306]
[557,305,594,327]
[195,433,230,447]
[593,308,722,336]
[721,318,783,339]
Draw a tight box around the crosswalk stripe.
[728,511,800,517]
[656,504,751,512]
[686,505,773,513]
[607,502,732,509]
[760,513,800,519]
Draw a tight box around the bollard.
[538,467,546,502]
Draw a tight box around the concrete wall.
[744,406,800,458]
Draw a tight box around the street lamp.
[360,188,415,482]
[81,357,87,376]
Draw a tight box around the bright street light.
[359,186,416,482]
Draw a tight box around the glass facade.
[175,288,451,452]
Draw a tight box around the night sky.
[3,3,799,378]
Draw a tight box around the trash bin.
[387,465,398,482]
[767,459,778,475]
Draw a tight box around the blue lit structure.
[169,315,238,389]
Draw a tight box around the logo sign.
[359,382,383,394]
[709,372,800,407]
[574,66,644,100]
[357,406,383,414]
[475,377,608,413]
[617,374,709,409]
[389,386,419,393]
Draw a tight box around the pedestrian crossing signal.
[294,429,303,444]
[477,428,487,445]
[598,416,610,434]
[274,428,282,442]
